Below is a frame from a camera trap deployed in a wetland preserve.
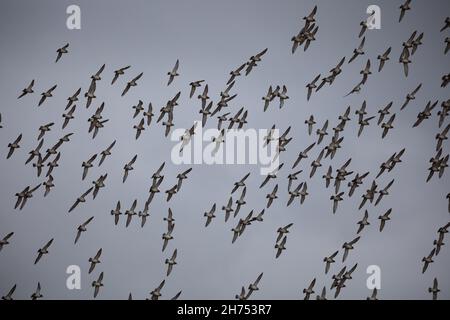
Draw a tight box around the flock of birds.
[1,1,450,300]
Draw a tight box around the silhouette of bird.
[111,65,130,85]
[18,80,35,99]
[34,238,54,264]
[122,72,143,96]
[75,216,94,244]
[55,43,69,63]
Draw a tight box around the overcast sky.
[0,0,449,300]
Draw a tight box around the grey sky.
[0,0,449,300]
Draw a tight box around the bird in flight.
[55,43,69,63]
[18,80,35,99]
[111,65,131,85]
[167,59,180,86]
[34,238,54,264]
[122,72,143,96]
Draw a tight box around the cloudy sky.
[0,0,449,300]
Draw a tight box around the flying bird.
[303,5,317,24]
[1,284,16,300]
[441,72,450,88]
[222,197,234,222]
[276,223,293,244]
[260,163,284,188]
[400,83,422,110]
[197,84,210,109]
[377,47,391,72]
[81,154,97,180]
[38,85,57,106]
[248,272,263,297]
[132,100,144,118]
[74,216,94,244]
[234,187,247,217]
[293,142,316,168]
[176,167,192,191]
[55,43,69,63]
[111,201,122,226]
[37,122,54,140]
[111,65,131,85]
[122,72,143,96]
[306,74,321,101]
[227,63,246,85]
[123,154,138,183]
[358,116,375,137]
[377,101,393,125]
[88,248,102,273]
[16,185,40,210]
[204,203,216,227]
[440,17,450,32]
[7,134,22,159]
[231,172,250,193]
[62,105,76,129]
[0,232,14,252]
[189,80,205,98]
[323,250,338,274]
[133,118,146,140]
[378,208,392,232]
[399,47,411,77]
[310,149,324,178]
[262,86,275,111]
[34,238,54,264]
[125,199,138,228]
[375,179,394,205]
[30,282,43,300]
[303,278,316,300]
[381,114,396,138]
[68,187,93,213]
[162,222,175,252]
[428,278,440,300]
[138,201,150,228]
[422,248,435,273]
[342,236,360,262]
[275,235,287,258]
[357,210,370,234]
[92,174,107,199]
[91,64,106,82]
[165,184,178,202]
[165,249,178,276]
[330,192,344,214]
[143,102,154,126]
[167,59,179,86]
[360,59,372,84]
[32,154,44,177]
[235,286,248,300]
[149,280,165,300]
[98,140,116,166]
[399,0,412,23]
[348,37,365,64]
[278,85,289,109]
[266,184,278,208]
[305,115,316,135]
[92,272,104,298]
[18,80,35,99]
[84,81,96,108]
